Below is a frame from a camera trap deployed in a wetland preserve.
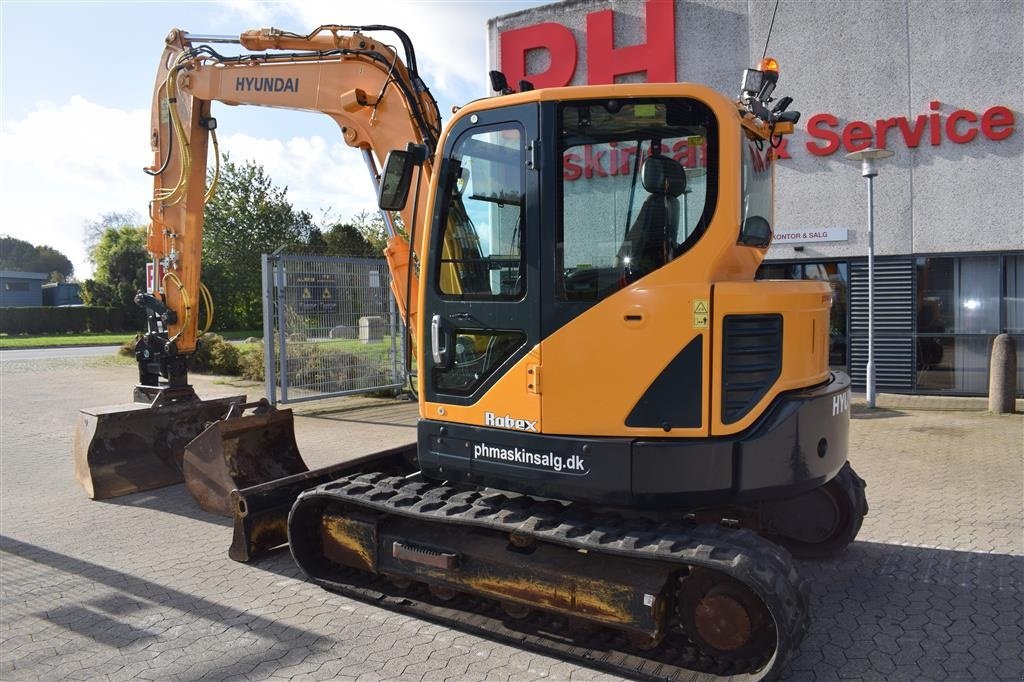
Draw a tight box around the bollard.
[988,333,1018,414]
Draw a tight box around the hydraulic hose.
[198,281,214,336]
[162,271,191,344]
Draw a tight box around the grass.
[0,329,262,350]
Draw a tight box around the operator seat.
[617,154,687,282]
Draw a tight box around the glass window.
[437,126,524,300]
[558,98,717,302]
[917,256,1000,334]
[4,281,30,292]
[740,136,773,246]
[916,336,992,393]
[916,257,954,333]
[1005,255,1024,334]
[957,256,1000,333]
[433,330,526,396]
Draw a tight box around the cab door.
[421,104,541,429]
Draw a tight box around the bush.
[0,306,132,334]
[189,333,241,375]
[235,342,392,391]
[239,343,267,381]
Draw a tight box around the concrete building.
[0,271,47,307]
[487,0,1023,395]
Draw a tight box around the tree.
[84,211,142,256]
[321,222,380,257]
[202,156,315,330]
[79,223,148,327]
[88,225,148,286]
[348,209,390,253]
[0,236,74,282]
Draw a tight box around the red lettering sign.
[499,22,577,89]
[946,109,978,144]
[498,14,1017,159]
[499,0,675,88]
[586,0,676,84]
[563,139,707,182]
[803,103,1015,156]
[806,113,840,155]
[981,106,1015,141]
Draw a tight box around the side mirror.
[378,149,416,211]
[739,215,772,247]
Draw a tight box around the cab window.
[436,125,525,300]
[558,98,718,302]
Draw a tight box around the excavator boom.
[75,24,439,502]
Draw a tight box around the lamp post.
[845,148,894,408]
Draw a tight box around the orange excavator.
[74,24,867,680]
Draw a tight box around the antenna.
[761,0,780,61]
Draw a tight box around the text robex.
[235,77,300,93]
[484,411,539,432]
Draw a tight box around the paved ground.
[1,353,1021,681]
[0,345,122,361]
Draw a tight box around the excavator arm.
[140,25,439,385]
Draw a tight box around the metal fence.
[261,253,406,405]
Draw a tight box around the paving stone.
[1,358,1021,682]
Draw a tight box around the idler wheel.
[677,569,774,662]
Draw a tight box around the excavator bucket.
[182,400,310,517]
[74,387,245,500]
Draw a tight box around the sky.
[0,0,545,279]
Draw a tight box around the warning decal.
[692,299,709,328]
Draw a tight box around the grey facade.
[488,0,1023,395]
[0,271,47,307]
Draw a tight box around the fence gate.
[261,253,406,405]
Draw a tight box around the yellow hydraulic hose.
[198,281,214,336]
[162,271,191,344]
[154,55,195,207]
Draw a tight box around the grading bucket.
[182,400,310,517]
[74,387,245,500]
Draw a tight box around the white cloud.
[218,131,380,223]
[0,97,151,279]
[0,97,381,279]
[218,0,513,104]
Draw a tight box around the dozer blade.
[74,388,245,500]
[182,400,310,517]
[227,443,417,563]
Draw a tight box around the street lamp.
[845,147,895,409]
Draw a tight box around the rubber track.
[291,472,811,681]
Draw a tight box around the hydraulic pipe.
[361,147,398,240]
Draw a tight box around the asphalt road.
[0,345,121,361]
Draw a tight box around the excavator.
[73,23,868,680]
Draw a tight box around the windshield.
[558,98,718,302]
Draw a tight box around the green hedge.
[0,306,131,334]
